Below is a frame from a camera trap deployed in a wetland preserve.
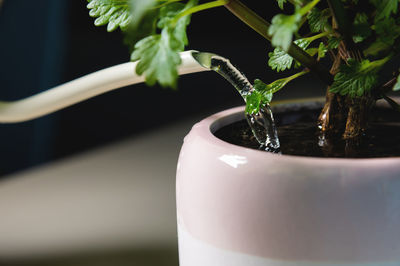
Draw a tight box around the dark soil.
[213,106,400,158]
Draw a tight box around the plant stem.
[288,46,333,84]
[224,0,270,40]
[224,0,333,85]
[327,0,362,60]
[326,0,351,41]
[154,0,183,9]
[305,31,330,42]
[288,70,309,81]
[298,0,320,16]
[172,0,229,24]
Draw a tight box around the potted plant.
[1,0,399,265]
[84,1,400,265]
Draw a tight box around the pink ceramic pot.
[176,99,400,266]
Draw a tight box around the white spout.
[0,50,209,123]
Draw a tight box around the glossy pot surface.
[176,100,400,266]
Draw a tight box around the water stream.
[191,51,280,153]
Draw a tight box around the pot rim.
[193,97,400,164]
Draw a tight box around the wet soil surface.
[214,106,400,158]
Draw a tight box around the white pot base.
[178,225,399,266]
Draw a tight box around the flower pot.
[176,98,400,266]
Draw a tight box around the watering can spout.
[0,50,209,123]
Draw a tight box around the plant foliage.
[268,13,302,52]
[87,0,197,88]
[87,0,400,113]
[268,39,311,72]
[330,59,380,97]
[245,71,308,114]
[87,0,131,31]
[307,7,331,33]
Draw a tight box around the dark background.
[0,0,324,177]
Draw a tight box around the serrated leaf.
[317,42,327,59]
[307,8,331,33]
[123,8,159,52]
[269,13,302,51]
[131,29,181,88]
[365,17,400,55]
[87,0,131,32]
[130,0,158,27]
[268,49,294,72]
[353,13,371,43]
[276,0,287,9]
[375,17,400,46]
[330,59,379,97]
[363,41,391,56]
[370,0,398,21]
[158,2,195,49]
[327,36,341,49]
[268,38,311,72]
[129,0,198,88]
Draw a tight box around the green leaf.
[276,0,287,9]
[268,38,311,72]
[245,72,308,114]
[268,13,302,51]
[370,0,398,21]
[364,17,400,56]
[363,41,391,56]
[130,0,158,27]
[393,74,400,91]
[131,29,181,88]
[268,48,294,72]
[375,17,400,46]
[245,91,264,115]
[307,8,331,33]
[87,0,131,32]
[129,0,198,88]
[246,71,308,114]
[266,71,308,94]
[122,10,159,53]
[327,36,341,49]
[266,79,288,94]
[317,42,327,59]
[330,59,380,97]
[254,79,274,102]
[365,17,400,55]
[352,13,371,43]
[245,80,273,114]
[158,2,194,49]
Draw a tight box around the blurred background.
[0,0,324,265]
